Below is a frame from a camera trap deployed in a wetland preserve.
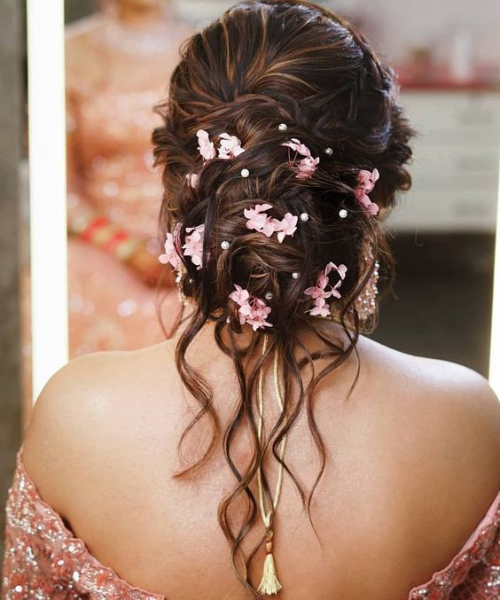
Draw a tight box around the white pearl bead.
[278,123,288,131]
[339,209,348,219]
[292,272,299,279]
[299,212,309,222]
[265,291,273,300]
[325,147,333,156]
[221,240,230,250]
[241,168,250,178]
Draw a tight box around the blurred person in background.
[64,0,192,356]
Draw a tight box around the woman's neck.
[116,4,166,28]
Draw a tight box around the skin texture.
[21,319,500,600]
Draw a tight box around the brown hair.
[153,1,414,596]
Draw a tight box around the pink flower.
[304,262,348,317]
[330,279,342,299]
[354,168,380,216]
[357,169,380,195]
[186,173,199,189]
[274,213,298,243]
[246,298,272,331]
[296,155,320,180]
[229,284,250,306]
[307,297,331,317]
[183,224,205,269]
[197,129,216,161]
[218,133,246,159]
[325,262,348,280]
[159,224,182,269]
[244,204,273,233]
[282,138,320,180]
[282,138,310,156]
[244,205,298,242]
[261,218,277,237]
[229,284,273,330]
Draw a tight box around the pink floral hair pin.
[159,222,206,270]
[229,284,273,331]
[218,133,246,159]
[354,168,380,216]
[244,204,298,243]
[304,262,347,317]
[186,130,246,188]
[282,138,320,180]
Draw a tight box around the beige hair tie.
[256,334,288,595]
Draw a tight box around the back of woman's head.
[153,1,414,595]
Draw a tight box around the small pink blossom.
[197,129,216,161]
[158,224,182,269]
[330,279,342,299]
[296,155,320,180]
[354,168,380,216]
[325,262,348,280]
[274,213,298,243]
[229,284,250,306]
[357,168,380,195]
[282,138,310,156]
[282,138,320,180]
[229,284,273,331]
[307,297,331,317]
[186,173,199,189]
[218,133,246,159]
[244,204,273,232]
[244,205,298,242]
[183,224,205,269]
[305,262,348,317]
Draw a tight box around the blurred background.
[1,0,499,555]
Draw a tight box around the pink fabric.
[2,447,500,599]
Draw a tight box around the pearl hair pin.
[292,272,299,279]
[265,291,274,300]
[241,168,250,178]
[299,212,309,222]
[325,147,333,156]
[221,240,230,250]
[278,123,288,131]
[339,209,348,219]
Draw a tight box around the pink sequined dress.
[2,447,500,599]
[65,12,191,356]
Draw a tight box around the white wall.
[327,0,500,68]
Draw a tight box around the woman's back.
[16,324,500,600]
[5,2,500,599]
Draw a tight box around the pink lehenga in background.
[20,10,191,413]
[64,11,193,356]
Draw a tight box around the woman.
[3,2,500,599]
[64,0,193,356]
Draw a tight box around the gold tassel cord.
[256,335,288,595]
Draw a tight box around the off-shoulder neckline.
[14,447,165,600]
[12,447,500,600]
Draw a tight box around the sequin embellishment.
[1,450,164,600]
[2,449,500,600]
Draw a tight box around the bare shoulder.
[22,342,176,516]
[335,336,500,596]
[357,334,500,479]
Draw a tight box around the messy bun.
[153,1,415,596]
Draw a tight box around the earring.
[174,263,194,307]
[354,252,379,320]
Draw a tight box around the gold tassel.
[258,534,282,595]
